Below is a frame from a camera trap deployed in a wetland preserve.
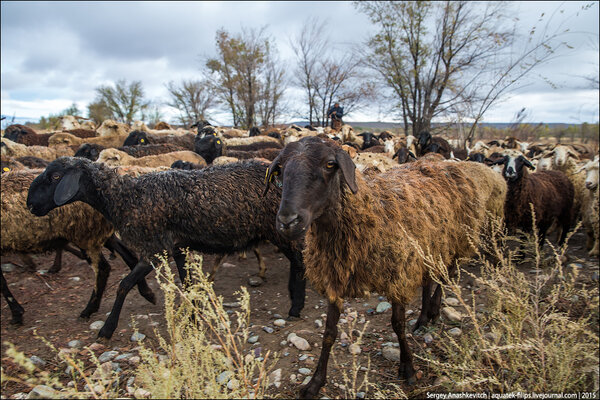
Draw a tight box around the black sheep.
[27,157,307,339]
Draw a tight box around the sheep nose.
[277,213,300,229]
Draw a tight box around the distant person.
[327,102,344,131]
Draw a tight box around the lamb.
[97,148,207,168]
[48,132,128,149]
[491,155,574,246]
[27,157,308,339]
[576,156,599,256]
[265,136,507,397]
[2,138,74,161]
[417,131,453,158]
[392,147,417,164]
[123,130,195,150]
[2,169,156,321]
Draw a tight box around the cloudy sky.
[1,1,598,126]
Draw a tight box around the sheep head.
[264,136,357,240]
[97,148,126,166]
[49,132,77,146]
[492,155,535,182]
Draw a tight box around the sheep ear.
[521,157,535,170]
[408,151,417,160]
[335,148,358,194]
[491,156,507,166]
[263,155,282,196]
[54,170,82,206]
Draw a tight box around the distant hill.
[292,121,574,130]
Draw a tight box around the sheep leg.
[104,235,156,304]
[48,248,64,274]
[80,252,111,319]
[208,254,227,282]
[283,249,306,318]
[62,244,87,260]
[1,269,24,325]
[98,261,153,339]
[300,302,340,399]
[254,248,267,281]
[413,280,432,331]
[392,302,416,384]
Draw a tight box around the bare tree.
[94,79,150,125]
[166,79,215,126]
[257,53,288,127]
[290,17,328,125]
[357,1,573,140]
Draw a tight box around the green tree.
[87,100,112,125]
[94,79,150,125]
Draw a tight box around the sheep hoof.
[140,290,157,305]
[286,315,301,322]
[9,317,24,326]
[47,266,61,274]
[95,335,111,344]
[298,379,321,399]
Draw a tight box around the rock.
[248,277,263,287]
[444,297,460,306]
[280,340,287,346]
[569,263,583,269]
[248,335,259,344]
[12,392,27,399]
[314,319,323,329]
[348,343,361,355]
[287,332,297,341]
[128,356,141,365]
[1,263,17,273]
[227,378,240,390]
[301,376,311,385]
[223,302,241,308]
[217,371,234,385]
[423,333,434,344]
[98,351,119,363]
[592,271,599,281]
[442,307,462,322]
[263,326,274,334]
[89,320,104,330]
[115,353,134,361]
[376,301,392,313]
[340,331,349,343]
[67,340,82,349]
[26,385,59,399]
[290,373,297,382]
[382,347,400,362]
[268,368,282,388]
[484,332,499,343]
[221,262,236,268]
[92,361,113,380]
[29,356,46,367]
[69,276,81,282]
[571,295,580,303]
[339,318,347,324]
[291,335,311,351]
[254,347,262,357]
[273,319,286,327]
[298,367,312,375]
[88,342,104,351]
[244,353,254,364]
[408,319,417,326]
[65,366,74,375]
[134,388,151,398]
[448,327,462,337]
[131,332,146,342]
[356,392,366,399]
[405,309,414,315]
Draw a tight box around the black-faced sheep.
[123,130,195,150]
[417,131,452,158]
[249,127,262,136]
[357,132,380,150]
[27,157,307,339]
[265,136,506,397]
[2,169,155,320]
[492,155,574,246]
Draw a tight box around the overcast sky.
[1,1,598,126]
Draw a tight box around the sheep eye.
[326,161,336,169]
[51,172,61,180]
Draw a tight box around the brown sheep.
[48,132,128,149]
[265,137,506,397]
[1,138,74,161]
[97,148,207,168]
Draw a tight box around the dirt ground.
[1,229,598,399]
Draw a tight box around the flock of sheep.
[1,115,598,396]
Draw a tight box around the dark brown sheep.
[123,130,195,150]
[27,157,307,339]
[265,136,506,397]
[492,155,574,245]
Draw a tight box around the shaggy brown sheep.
[264,136,506,397]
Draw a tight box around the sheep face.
[494,155,535,182]
[123,130,149,146]
[547,145,579,168]
[97,149,124,166]
[417,131,431,149]
[27,158,85,216]
[466,152,486,163]
[49,133,75,146]
[74,143,103,161]
[582,157,599,190]
[392,147,416,164]
[194,134,222,164]
[265,137,357,240]
[357,132,379,150]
